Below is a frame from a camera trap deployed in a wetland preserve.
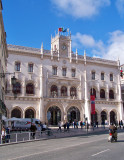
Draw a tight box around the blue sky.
[2,0,124,64]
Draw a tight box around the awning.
[2,115,7,120]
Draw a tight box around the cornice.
[5,96,40,101]
[7,44,118,67]
[44,97,84,103]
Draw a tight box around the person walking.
[37,124,41,136]
[5,126,10,143]
[76,121,79,129]
[58,121,62,132]
[63,122,67,132]
[80,121,83,129]
[30,124,37,139]
[67,122,70,132]
[2,126,6,143]
[119,121,121,129]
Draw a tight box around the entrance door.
[91,112,97,124]
[47,106,61,125]
[67,107,80,123]
[110,111,116,124]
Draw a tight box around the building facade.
[5,32,123,125]
[0,0,8,131]
[120,64,124,120]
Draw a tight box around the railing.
[0,126,109,145]
[0,130,54,145]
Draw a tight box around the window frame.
[110,73,113,81]
[28,63,34,73]
[101,72,104,81]
[26,83,34,95]
[15,61,21,72]
[62,68,67,77]
[52,66,57,76]
[92,71,95,80]
[72,68,76,77]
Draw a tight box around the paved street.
[0,130,124,160]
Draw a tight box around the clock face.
[62,44,66,50]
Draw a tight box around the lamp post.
[0,72,17,133]
[0,72,17,99]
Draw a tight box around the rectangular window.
[62,68,66,76]
[101,73,104,80]
[52,66,57,75]
[15,62,20,71]
[92,71,95,80]
[72,69,76,77]
[28,63,33,73]
[110,74,113,81]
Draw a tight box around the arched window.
[110,111,116,124]
[70,87,76,97]
[15,61,20,71]
[26,83,34,94]
[25,109,35,118]
[92,71,95,80]
[61,86,67,96]
[51,85,58,97]
[101,111,107,124]
[90,88,96,98]
[12,82,21,94]
[11,108,21,118]
[100,89,105,98]
[109,90,114,99]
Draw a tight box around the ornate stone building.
[0,0,8,131]
[5,32,123,125]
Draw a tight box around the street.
[0,132,124,160]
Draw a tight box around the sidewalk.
[49,126,109,138]
[0,126,113,146]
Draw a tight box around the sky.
[2,0,124,64]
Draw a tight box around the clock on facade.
[62,44,66,50]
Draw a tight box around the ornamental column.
[39,66,44,122]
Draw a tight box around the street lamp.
[11,76,17,86]
[0,72,17,98]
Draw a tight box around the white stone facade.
[5,33,123,125]
[0,0,8,119]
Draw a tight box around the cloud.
[103,30,124,64]
[72,30,124,64]
[115,0,124,16]
[51,0,111,19]
[72,33,105,55]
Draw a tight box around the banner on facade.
[91,95,95,115]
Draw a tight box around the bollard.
[1,134,2,144]
[16,133,17,143]
[29,132,30,141]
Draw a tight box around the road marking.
[91,149,110,157]
[7,137,107,160]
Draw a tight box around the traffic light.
[120,70,123,77]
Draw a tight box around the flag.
[58,28,69,32]
[58,27,63,32]
[91,95,95,115]
[63,28,69,32]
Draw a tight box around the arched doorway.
[101,111,107,124]
[110,111,116,124]
[47,106,61,125]
[11,108,21,118]
[25,109,35,118]
[67,107,80,123]
[91,111,97,124]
